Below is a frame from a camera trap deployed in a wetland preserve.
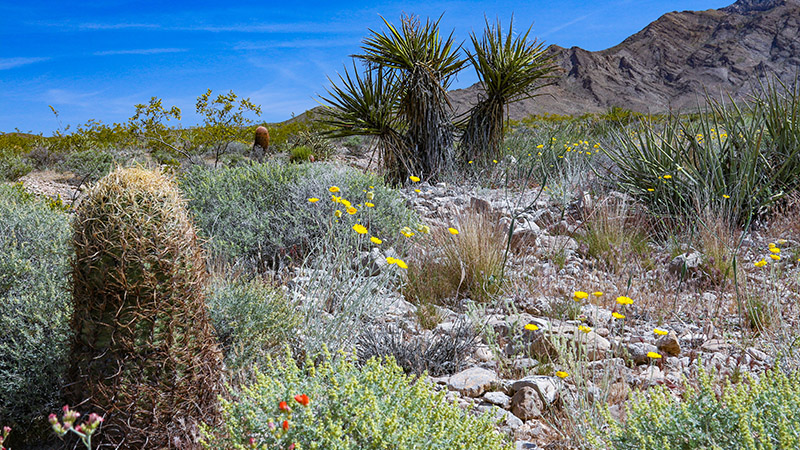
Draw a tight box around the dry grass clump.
[577,195,653,274]
[404,211,506,306]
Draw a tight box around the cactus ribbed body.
[67,167,221,449]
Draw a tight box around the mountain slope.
[449,0,800,117]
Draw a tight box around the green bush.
[595,367,800,450]
[0,184,72,444]
[58,148,117,182]
[206,276,300,373]
[289,144,314,162]
[202,353,511,450]
[181,161,416,270]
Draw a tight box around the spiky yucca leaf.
[357,15,465,182]
[461,18,557,161]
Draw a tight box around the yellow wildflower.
[365,202,375,207]
[386,257,397,264]
[574,291,589,301]
[395,259,408,269]
[308,197,320,203]
[663,174,672,179]
[400,227,415,238]
[616,296,633,305]
[448,227,459,235]
[329,186,340,193]
[555,371,569,379]
[409,176,420,182]
[524,323,539,331]
[770,254,780,261]
[754,259,767,267]
[723,194,730,199]
[654,328,668,336]
[347,206,357,215]
[612,312,625,319]
[647,352,662,359]
[352,224,367,234]
[770,247,780,254]
[578,325,592,333]
[592,291,603,297]
[647,188,655,192]
[370,236,382,245]
[334,210,342,218]
[777,238,787,245]
[418,225,430,234]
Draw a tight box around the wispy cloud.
[79,22,161,30]
[42,88,103,108]
[0,57,50,70]
[93,48,188,56]
[233,38,356,50]
[541,14,594,37]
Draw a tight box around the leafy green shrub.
[0,184,72,445]
[0,153,32,180]
[181,161,415,270]
[202,353,511,450]
[58,148,117,182]
[289,144,314,162]
[206,276,300,373]
[595,367,800,450]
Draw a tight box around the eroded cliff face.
[449,0,800,117]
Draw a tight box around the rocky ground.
[338,176,797,449]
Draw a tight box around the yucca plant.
[320,64,410,182]
[322,15,464,184]
[359,15,465,182]
[460,18,557,162]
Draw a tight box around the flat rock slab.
[448,367,498,398]
[511,376,560,404]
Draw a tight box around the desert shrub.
[58,148,117,182]
[206,276,300,374]
[576,195,652,273]
[404,211,505,305]
[0,153,32,180]
[0,183,72,445]
[67,167,223,448]
[201,352,511,450]
[181,161,415,270]
[289,144,314,162]
[357,319,477,376]
[595,367,800,450]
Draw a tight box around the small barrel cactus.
[66,167,222,449]
[254,125,270,150]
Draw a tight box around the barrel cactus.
[254,125,270,150]
[66,167,222,449]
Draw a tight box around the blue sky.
[1,0,731,135]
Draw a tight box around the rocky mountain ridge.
[449,0,800,117]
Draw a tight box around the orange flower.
[279,401,290,412]
[294,394,310,406]
[282,420,289,431]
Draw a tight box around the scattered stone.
[483,391,512,409]
[535,235,579,257]
[701,339,730,353]
[511,386,543,420]
[627,342,661,365]
[669,252,703,277]
[657,330,682,357]
[511,376,560,404]
[447,367,498,398]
